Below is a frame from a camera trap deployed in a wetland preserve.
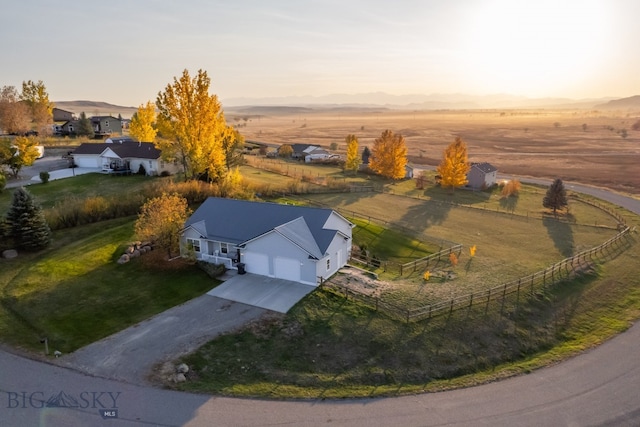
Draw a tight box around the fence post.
[485,289,491,315]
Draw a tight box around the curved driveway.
[1,181,638,427]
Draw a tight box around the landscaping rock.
[126,246,134,254]
[131,249,141,258]
[174,373,186,383]
[117,254,130,264]
[2,249,18,259]
[176,363,189,374]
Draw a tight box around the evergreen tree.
[77,112,94,137]
[6,187,51,251]
[543,178,568,214]
[361,146,371,165]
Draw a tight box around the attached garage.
[243,252,269,276]
[274,257,301,282]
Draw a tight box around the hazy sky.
[1,0,638,106]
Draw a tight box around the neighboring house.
[289,143,334,163]
[181,198,355,286]
[60,119,78,135]
[466,162,498,189]
[91,115,122,137]
[71,139,180,176]
[52,108,76,122]
[405,164,425,179]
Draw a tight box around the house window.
[186,238,201,253]
[326,259,331,271]
[220,243,228,254]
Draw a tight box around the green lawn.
[0,218,217,352]
[0,173,157,211]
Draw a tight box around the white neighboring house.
[72,139,180,175]
[180,197,355,286]
[466,162,498,189]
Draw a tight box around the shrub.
[39,171,50,184]
[137,163,147,175]
[501,179,521,197]
[0,172,5,192]
[82,196,110,222]
[196,261,227,278]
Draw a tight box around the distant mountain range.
[54,94,640,115]
[223,92,631,110]
[595,95,640,110]
[54,100,138,118]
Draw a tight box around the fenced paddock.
[321,226,633,322]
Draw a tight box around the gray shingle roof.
[470,162,498,173]
[184,198,343,255]
[72,141,162,160]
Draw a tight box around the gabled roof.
[184,198,348,255]
[72,141,162,159]
[470,162,498,173]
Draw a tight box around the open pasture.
[234,108,640,194]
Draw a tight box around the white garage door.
[274,257,301,282]
[243,252,269,276]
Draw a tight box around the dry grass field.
[232,108,640,195]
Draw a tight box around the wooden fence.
[321,226,633,322]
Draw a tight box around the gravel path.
[59,293,268,386]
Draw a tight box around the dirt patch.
[328,266,392,298]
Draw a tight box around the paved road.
[1,317,639,426]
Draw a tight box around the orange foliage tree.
[437,137,470,191]
[369,129,407,179]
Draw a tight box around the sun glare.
[464,0,610,96]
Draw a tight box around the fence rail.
[321,226,633,322]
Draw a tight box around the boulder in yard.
[2,249,18,259]
[117,254,130,264]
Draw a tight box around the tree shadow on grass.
[397,198,453,233]
[542,214,575,258]
[499,195,519,213]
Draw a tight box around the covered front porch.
[187,238,241,270]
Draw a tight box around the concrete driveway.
[208,272,316,313]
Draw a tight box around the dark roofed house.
[72,140,180,176]
[466,162,498,189]
[180,198,354,285]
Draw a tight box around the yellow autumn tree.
[21,80,54,136]
[134,193,191,258]
[129,101,157,142]
[155,69,229,181]
[437,137,471,192]
[344,134,361,174]
[369,130,407,179]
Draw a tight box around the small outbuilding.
[466,162,498,189]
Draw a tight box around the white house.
[466,162,498,189]
[72,139,180,176]
[180,198,355,286]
